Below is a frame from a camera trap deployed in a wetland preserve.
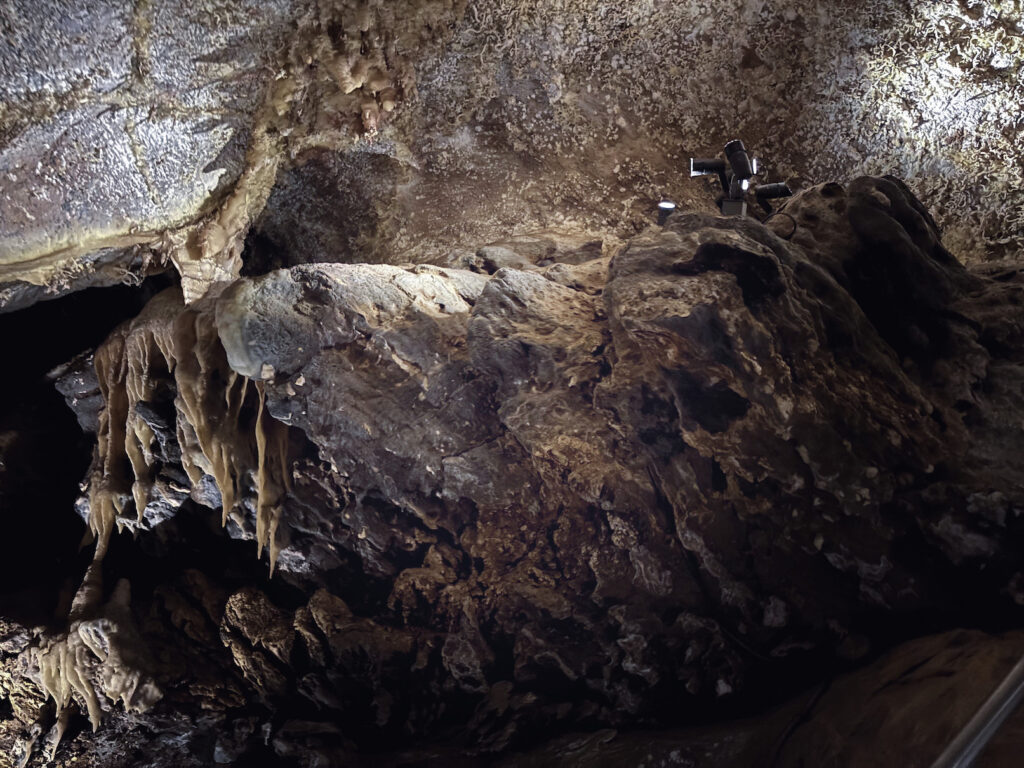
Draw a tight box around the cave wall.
[2,1,1024,765]
[395,0,1024,266]
[3,175,1024,765]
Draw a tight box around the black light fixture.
[690,139,792,217]
[724,139,754,182]
[755,182,794,215]
[690,157,729,195]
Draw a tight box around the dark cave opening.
[0,275,172,627]
[240,149,402,276]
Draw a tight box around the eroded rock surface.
[4,176,1024,765]
[490,628,1024,768]
[0,0,465,308]
[4,1,1023,314]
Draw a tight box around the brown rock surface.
[3,176,1024,765]
[3,3,1024,764]
[486,629,1024,768]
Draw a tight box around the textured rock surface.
[776,628,1024,767]
[399,0,1024,263]
[0,0,297,308]
[4,176,1024,765]
[488,628,1024,768]
[0,0,465,308]
[2,0,1022,312]
[3,1,1024,764]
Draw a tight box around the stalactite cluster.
[87,289,291,568]
[31,288,292,747]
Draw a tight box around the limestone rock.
[207,176,1024,747]
[488,629,1024,768]
[0,0,466,309]
[8,177,1024,764]
[6,0,1023,314]
[0,0,299,310]
[775,628,1024,767]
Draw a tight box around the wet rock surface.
[2,176,1024,765]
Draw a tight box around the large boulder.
[0,0,465,310]
[14,177,1023,764]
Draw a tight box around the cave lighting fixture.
[657,199,677,225]
[690,139,792,217]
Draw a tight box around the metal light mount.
[690,157,730,201]
[690,139,790,218]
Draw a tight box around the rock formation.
[3,2,1024,766]
[1,173,1023,765]
[0,0,465,309]
[2,0,1022,312]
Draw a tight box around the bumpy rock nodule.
[11,176,1024,765]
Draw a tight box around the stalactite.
[84,288,291,561]
[254,381,291,575]
[35,287,292,734]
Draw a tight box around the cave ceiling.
[1,0,1022,311]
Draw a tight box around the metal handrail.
[930,653,1024,768]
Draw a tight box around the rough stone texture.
[486,628,1024,768]
[3,1,1022,311]
[6,176,1024,765]
[11,621,1023,768]
[777,628,1024,767]
[0,0,297,308]
[3,1,1024,763]
[8,624,1024,767]
[241,0,1024,276]
[225,175,1024,650]
[0,0,465,309]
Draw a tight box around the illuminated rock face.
[0,0,463,309]
[4,176,1023,765]
[0,0,298,309]
[1,0,1022,312]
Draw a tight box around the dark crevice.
[664,367,751,434]
[0,275,172,627]
[687,242,786,311]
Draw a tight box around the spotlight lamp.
[657,200,677,225]
[724,139,754,182]
[688,139,793,218]
[755,182,794,215]
[690,157,730,195]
